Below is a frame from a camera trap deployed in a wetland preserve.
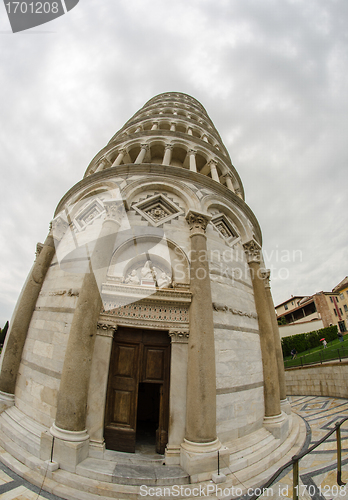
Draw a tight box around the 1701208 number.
[5,2,59,13]
[294,485,347,497]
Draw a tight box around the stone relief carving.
[122,260,172,289]
[212,301,257,319]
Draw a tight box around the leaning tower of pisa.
[0,92,301,496]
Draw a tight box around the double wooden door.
[104,328,171,454]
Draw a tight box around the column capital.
[164,143,174,150]
[103,200,125,223]
[243,238,262,264]
[261,269,271,289]
[169,330,189,343]
[208,158,218,166]
[35,242,44,261]
[97,322,117,337]
[140,143,150,150]
[185,210,211,235]
[187,149,197,156]
[51,215,69,242]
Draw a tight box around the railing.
[247,416,348,500]
[284,347,348,369]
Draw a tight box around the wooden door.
[104,328,170,454]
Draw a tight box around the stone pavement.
[0,395,347,499]
[257,395,348,500]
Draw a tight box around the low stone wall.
[285,360,348,398]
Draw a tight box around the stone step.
[0,408,43,459]
[0,412,306,500]
[76,457,190,486]
[230,413,301,487]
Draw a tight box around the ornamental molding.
[185,209,211,235]
[100,286,191,330]
[212,302,258,320]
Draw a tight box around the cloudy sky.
[1,0,347,326]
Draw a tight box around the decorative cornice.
[185,209,211,236]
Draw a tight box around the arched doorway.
[104,327,171,454]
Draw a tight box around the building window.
[337,297,339,302]
[330,297,334,303]
[340,293,344,300]
[340,308,343,315]
[284,304,288,310]
[334,309,338,316]
[344,304,348,312]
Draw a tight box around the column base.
[280,398,292,415]
[0,390,15,413]
[40,423,90,473]
[165,444,181,465]
[263,411,290,442]
[180,438,229,482]
[89,439,106,459]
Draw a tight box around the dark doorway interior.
[136,383,160,448]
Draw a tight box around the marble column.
[151,122,159,130]
[262,270,291,414]
[182,210,219,449]
[0,228,56,409]
[162,144,173,166]
[111,148,126,167]
[165,330,189,465]
[209,160,220,183]
[187,127,193,136]
[201,134,209,143]
[187,149,197,173]
[135,144,149,164]
[243,240,281,418]
[170,122,176,131]
[224,173,235,192]
[95,157,111,173]
[52,200,123,440]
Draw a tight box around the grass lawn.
[284,334,348,368]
